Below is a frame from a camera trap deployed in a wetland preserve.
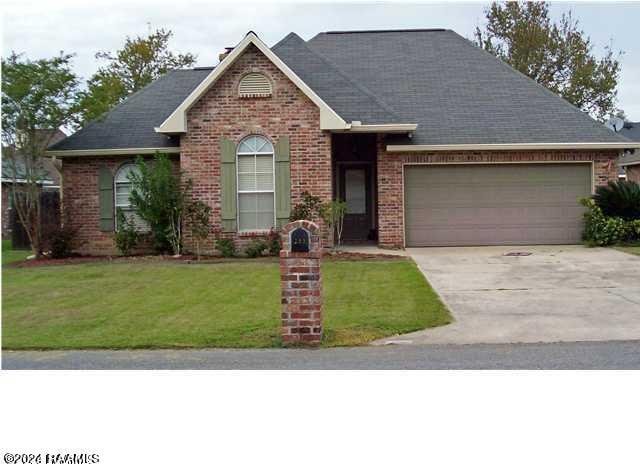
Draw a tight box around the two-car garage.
[403,163,592,247]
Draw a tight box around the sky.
[3,0,640,120]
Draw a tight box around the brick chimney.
[218,47,234,62]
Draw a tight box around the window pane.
[345,169,366,214]
[239,193,257,213]
[238,192,273,230]
[115,183,131,206]
[256,192,274,212]
[255,172,273,190]
[256,212,275,230]
[238,173,255,191]
[255,155,273,172]
[256,139,273,153]
[237,155,254,173]
[115,164,138,182]
[239,212,257,231]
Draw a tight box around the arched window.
[237,135,275,231]
[238,73,272,98]
[114,163,147,231]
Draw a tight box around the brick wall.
[181,44,332,253]
[61,155,179,255]
[376,142,620,249]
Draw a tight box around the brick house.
[618,122,640,182]
[47,29,640,255]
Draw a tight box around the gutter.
[46,147,181,157]
[386,142,640,152]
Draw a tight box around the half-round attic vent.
[238,73,272,98]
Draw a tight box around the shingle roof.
[49,69,210,151]
[306,29,628,145]
[272,33,398,124]
[620,122,640,142]
[51,28,631,152]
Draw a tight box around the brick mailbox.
[280,220,323,346]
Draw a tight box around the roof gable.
[156,32,348,133]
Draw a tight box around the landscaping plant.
[42,219,81,259]
[266,228,281,256]
[244,239,268,258]
[114,209,140,256]
[185,200,212,260]
[289,191,323,222]
[581,198,640,246]
[593,180,640,220]
[321,199,347,248]
[215,237,236,258]
[128,153,192,255]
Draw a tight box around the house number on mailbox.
[291,228,310,253]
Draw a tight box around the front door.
[339,164,371,241]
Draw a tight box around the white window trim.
[236,136,277,233]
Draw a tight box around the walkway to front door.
[375,246,640,345]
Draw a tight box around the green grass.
[614,244,640,256]
[2,240,31,265]
[1,259,451,349]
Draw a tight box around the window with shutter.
[238,73,272,98]
[114,163,149,232]
[236,135,275,231]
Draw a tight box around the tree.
[127,153,192,255]
[474,1,621,121]
[1,52,82,256]
[78,28,197,123]
[185,200,212,260]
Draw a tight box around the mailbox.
[291,227,310,253]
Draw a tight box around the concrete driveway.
[376,246,640,345]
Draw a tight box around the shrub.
[43,222,80,259]
[581,198,635,246]
[114,209,140,256]
[185,200,212,260]
[593,180,640,220]
[320,199,347,247]
[128,153,192,254]
[215,237,236,258]
[245,239,268,258]
[266,228,281,256]
[289,191,323,221]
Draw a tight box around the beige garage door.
[404,163,592,246]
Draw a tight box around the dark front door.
[339,164,371,241]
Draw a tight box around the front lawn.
[2,258,451,349]
[2,240,31,265]
[614,244,640,256]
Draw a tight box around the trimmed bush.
[581,198,639,246]
[215,238,236,258]
[245,239,268,258]
[593,180,640,220]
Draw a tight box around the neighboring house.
[618,122,640,182]
[46,29,639,254]
[2,129,65,239]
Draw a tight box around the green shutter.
[98,166,115,232]
[220,137,237,232]
[275,136,291,228]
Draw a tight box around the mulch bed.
[7,249,406,268]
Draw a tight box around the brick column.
[280,220,323,346]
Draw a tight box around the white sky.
[3,0,640,120]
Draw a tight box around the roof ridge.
[448,31,629,143]
[296,36,401,121]
[322,28,448,35]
